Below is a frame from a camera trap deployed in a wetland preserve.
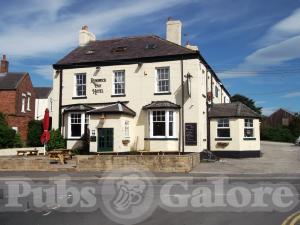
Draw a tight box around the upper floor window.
[244,119,254,137]
[156,67,170,93]
[113,70,125,95]
[21,93,26,113]
[27,92,31,111]
[217,118,230,138]
[215,86,219,98]
[75,73,86,97]
[150,110,175,138]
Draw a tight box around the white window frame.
[217,118,230,138]
[113,70,125,95]
[21,93,26,113]
[149,110,176,138]
[74,73,86,97]
[215,86,219,98]
[68,113,86,139]
[27,92,31,111]
[244,118,254,138]
[155,67,170,93]
[124,120,130,139]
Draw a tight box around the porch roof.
[209,102,261,118]
[63,104,94,112]
[142,101,181,110]
[87,102,136,117]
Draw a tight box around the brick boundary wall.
[0,153,200,173]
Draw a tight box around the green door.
[98,128,113,152]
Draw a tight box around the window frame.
[149,110,176,138]
[244,118,254,138]
[68,113,86,139]
[215,86,219,98]
[217,118,230,138]
[74,73,87,97]
[124,120,130,139]
[155,67,170,93]
[21,93,26,113]
[27,92,31,111]
[113,70,125,96]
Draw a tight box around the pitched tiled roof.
[53,35,197,68]
[142,101,181,110]
[0,72,27,90]
[209,102,261,118]
[87,102,136,117]
[34,87,52,99]
[64,104,94,112]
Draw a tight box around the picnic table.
[48,149,73,164]
[17,150,38,156]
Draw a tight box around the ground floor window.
[69,113,86,138]
[124,120,130,138]
[217,118,230,138]
[150,110,175,138]
[244,118,254,137]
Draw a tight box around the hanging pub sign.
[91,78,106,95]
[185,123,197,146]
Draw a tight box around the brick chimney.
[166,18,182,45]
[0,55,9,73]
[79,25,96,47]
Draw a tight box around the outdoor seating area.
[17,150,39,156]
[47,149,73,164]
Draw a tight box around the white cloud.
[256,100,266,105]
[262,107,276,116]
[219,7,300,79]
[283,91,300,98]
[0,0,188,58]
[33,65,53,80]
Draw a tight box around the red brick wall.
[0,74,36,142]
[0,90,16,114]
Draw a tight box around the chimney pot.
[79,25,96,46]
[0,54,9,73]
[82,25,88,31]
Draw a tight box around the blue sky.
[0,0,300,115]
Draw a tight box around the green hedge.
[0,112,22,148]
[27,120,43,147]
[261,126,296,143]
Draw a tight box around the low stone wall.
[76,153,200,173]
[0,147,44,156]
[0,156,56,171]
[0,153,200,173]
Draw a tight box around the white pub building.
[52,20,261,158]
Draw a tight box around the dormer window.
[112,46,127,53]
[85,50,95,55]
[145,43,157,49]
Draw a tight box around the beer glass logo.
[100,167,156,225]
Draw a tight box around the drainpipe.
[181,58,185,153]
[206,69,210,151]
[58,69,63,132]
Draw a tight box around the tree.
[0,112,23,148]
[47,129,66,151]
[27,120,43,147]
[231,94,262,115]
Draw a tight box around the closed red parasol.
[40,108,50,145]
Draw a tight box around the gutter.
[58,70,63,130]
[181,58,185,153]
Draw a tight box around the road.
[0,172,299,225]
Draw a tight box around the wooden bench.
[48,149,73,164]
[17,150,38,156]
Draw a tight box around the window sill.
[154,92,172,95]
[66,137,82,140]
[72,96,87,99]
[144,138,178,141]
[215,138,232,141]
[243,137,256,140]
[111,94,126,97]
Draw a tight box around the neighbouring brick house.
[0,55,36,142]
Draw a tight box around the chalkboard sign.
[185,123,197,146]
[90,136,96,142]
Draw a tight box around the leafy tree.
[47,129,66,151]
[27,120,43,147]
[231,94,262,115]
[0,112,23,148]
[261,126,296,143]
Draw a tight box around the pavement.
[0,141,299,225]
[192,141,300,175]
